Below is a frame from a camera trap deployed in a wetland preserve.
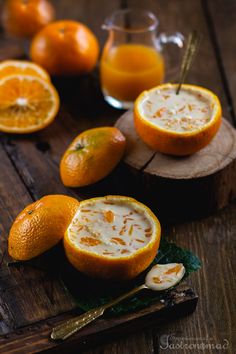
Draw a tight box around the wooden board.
[115,110,236,220]
[0,277,197,354]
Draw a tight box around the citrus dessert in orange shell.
[134,83,222,156]
[0,60,51,81]
[64,195,161,280]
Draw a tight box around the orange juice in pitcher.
[100,9,184,109]
[101,44,164,103]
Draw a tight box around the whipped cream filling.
[68,198,154,257]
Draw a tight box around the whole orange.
[8,194,79,260]
[60,127,126,187]
[2,0,55,38]
[30,20,99,75]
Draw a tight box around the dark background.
[0,1,235,353]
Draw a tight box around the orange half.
[134,83,222,156]
[0,60,51,81]
[64,195,161,280]
[0,74,59,133]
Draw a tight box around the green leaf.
[68,238,201,315]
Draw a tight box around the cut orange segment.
[134,83,222,156]
[0,74,60,133]
[0,60,51,81]
[64,195,161,280]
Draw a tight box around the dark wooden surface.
[0,283,198,354]
[0,0,235,353]
[116,113,236,220]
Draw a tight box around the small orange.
[2,0,55,38]
[30,20,99,76]
[64,195,161,280]
[0,60,51,81]
[0,74,59,133]
[134,83,222,156]
[8,195,79,260]
[60,127,126,187]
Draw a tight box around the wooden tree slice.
[115,111,236,220]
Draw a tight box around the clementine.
[30,20,99,75]
[8,195,79,260]
[2,0,55,38]
[60,127,126,187]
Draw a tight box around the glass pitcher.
[100,8,184,109]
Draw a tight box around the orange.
[0,74,59,133]
[60,127,126,187]
[8,195,79,260]
[134,83,222,156]
[2,0,55,38]
[30,20,99,76]
[64,195,161,280]
[0,60,50,81]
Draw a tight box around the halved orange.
[134,83,222,156]
[0,60,51,81]
[64,195,161,280]
[0,74,60,133]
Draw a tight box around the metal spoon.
[176,30,202,95]
[51,263,185,341]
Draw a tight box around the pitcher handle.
[156,32,184,81]
[156,32,185,51]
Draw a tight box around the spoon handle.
[176,30,202,95]
[51,284,146,341]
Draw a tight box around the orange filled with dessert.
[64,195,161,280]
[134,83,222,155]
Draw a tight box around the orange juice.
[100,44,165,102]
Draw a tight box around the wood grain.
[0,283,197,354]
[0,0,235,353]
[205,0,236,125]
[115,111,236,219]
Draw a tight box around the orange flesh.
[100,44,165,101]
[0,63,50,81]
[0,75,58,131]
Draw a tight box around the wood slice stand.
[115,111,236,220]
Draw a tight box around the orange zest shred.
[80,237,101,247]
[121,249,130,254]
[129,224,133,235]
[103,210,114,223]
[152,276,162,284]
[165,264,182,275]
[155,107,166,118]
[135,239,145,243]
[111,237,126,245]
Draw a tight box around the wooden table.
[0,0,235,353]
